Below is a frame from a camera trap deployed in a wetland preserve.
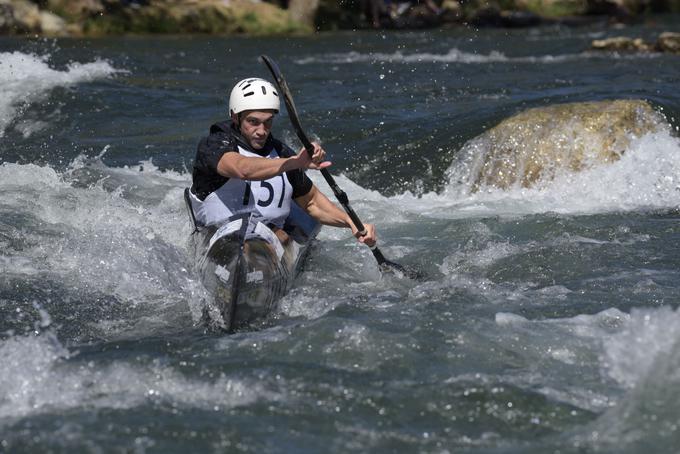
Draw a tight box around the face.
[234,110,275,150]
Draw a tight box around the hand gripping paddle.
[261,55,422,280]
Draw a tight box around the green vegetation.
[80,2,309,36]
[519,0,588,17]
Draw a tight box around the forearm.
[217,153,301,181]
[297,185,378,246]
[297,186,351,228]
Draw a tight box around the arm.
[217,152,298,181]
[295,185,377,246]
[216,142,330,181]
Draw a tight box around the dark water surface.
[2,18,680,453]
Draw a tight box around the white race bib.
[192,145,293,228]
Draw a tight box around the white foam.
[0,334,278,422]
[303,126,680,224]
[493,306,680,395]
[0,160,206,330]
[294,48,647,66]
[296,48,511,65]
[574,306,680,448]
[0,51,120,137]
[496,307,629,330]
[393,129,680,219]
[602,306,680,389]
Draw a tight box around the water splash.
[0,51,120,137]
[602,306,680,389]
[548,306,680,450]
[0,158,205,339]
[0,333,279,423]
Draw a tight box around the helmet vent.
[261,86,267,95]
[243,91,255,97]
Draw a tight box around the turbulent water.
[2,18,680,453]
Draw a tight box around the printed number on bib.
[242,175,286,208]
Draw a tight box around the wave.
[384,128,680,218]
[1,126,677,341]
[533,306,680,449]
[0,157,204,340]
[294,48,656,66]
[0,333,279,423]
[494,305,680,449]
[0,51,120,138]
[494,305,680,390]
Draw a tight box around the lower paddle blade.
[379,260,424,281]
[371,246,423,280]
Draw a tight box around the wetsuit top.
[190,121,313,228]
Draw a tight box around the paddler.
[189,77,377,247]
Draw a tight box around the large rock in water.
[451,100,668,192]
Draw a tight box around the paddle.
[261,55,421,280]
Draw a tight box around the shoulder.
[199,122,237,154]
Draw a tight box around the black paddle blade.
[371,247,424,280]
[261,55,312,149]
[379,260,425,281]
[261,55,294,113]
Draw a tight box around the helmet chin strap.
[231,112,242,130]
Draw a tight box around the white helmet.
[229,78,280,116]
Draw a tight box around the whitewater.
[2,25,680,452]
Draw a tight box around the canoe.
[184,188,320,332]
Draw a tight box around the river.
[1,18,680,453]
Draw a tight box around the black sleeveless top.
[191,121,313,201]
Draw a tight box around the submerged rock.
[656,32,680,53]
[450,100,669,192]
[591,36,652,52]
[591,32,680,53]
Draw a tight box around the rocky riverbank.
[1,0,680,36]
[0,0,312,36]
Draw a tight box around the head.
[229,78,280,150]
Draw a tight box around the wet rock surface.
[454,100,669,191]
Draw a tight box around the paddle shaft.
[261,56,395,266]
[261,55,424,279]
[296,126,392,265]
[298,127,368,236]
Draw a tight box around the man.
[189,77,376,247]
